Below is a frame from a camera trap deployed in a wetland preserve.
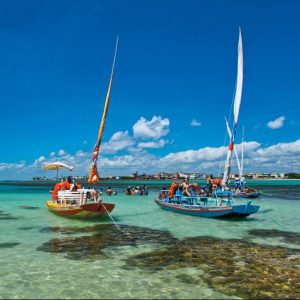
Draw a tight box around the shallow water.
[0,183,299,299]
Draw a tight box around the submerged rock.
[0,210,19,220]
[123,236,300,299]
[17,205,40,209]
[248,229,300,245]
[0,242,20,248]
[18,226,40,231]
[37,223,300,298]
[37,224,176,260]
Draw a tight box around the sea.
[0,180,299,299]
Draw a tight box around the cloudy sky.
[0,0,300,180]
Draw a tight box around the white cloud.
[101,131,135,154]
[191,119,202,127]
[137,139,167,149]
[50,152,55,157]
[256,139,300,157]
[0,161,26,172]
[160,146,228,165]
[267,116,285,129]
[58,149,66,156]
[133,116,170,140]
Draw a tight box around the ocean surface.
[0,181,299,299]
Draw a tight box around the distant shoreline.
[0,178,300,188]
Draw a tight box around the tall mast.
[240,125,245,178]
[222,28,243,187]
[88,37,119,185]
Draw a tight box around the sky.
[0,0,300,180]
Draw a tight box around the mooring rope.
[100,201,131,236]
[260,190,276,198]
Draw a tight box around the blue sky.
[0,0,300,179]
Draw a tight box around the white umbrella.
[42,162,74,181]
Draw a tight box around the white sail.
[225,117,241,175]
[233,28,243,125]
[222,29,244,187]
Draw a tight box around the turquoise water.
[0,184,299,299]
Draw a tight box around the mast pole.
[88,36,119,185]
[240,125,244,178]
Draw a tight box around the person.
[182,185,191,197]
[159,186,168,200]
[213,177,222,190]
[234,174,241,191]
[180,178,189,189]
[205,175,213,194]
[240,176,246,188]
[106,187,113,196]
[168,181,178,199]
[133,187,140,195]
[142,185,148,195]
[70,181,78,192]
[126,186,131,195]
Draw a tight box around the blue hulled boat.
[155,190,259,218]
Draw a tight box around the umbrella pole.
[56,168,58,182]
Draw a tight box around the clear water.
[0,183,299,299]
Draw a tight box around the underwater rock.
[0,242,20,248]
[0,210,20,220]
[37,224,176,260]
[248,229,300,245]
[123,236,300,299]
[17,205,40,209]
[18,226,40,231]
[37,223,300,298]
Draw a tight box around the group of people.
[234,175,247,192]
[51,176,82,200]
[160,174,249,201]
[125,185,149,195]
[159,174,245,201]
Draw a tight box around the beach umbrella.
[42,162,74,181]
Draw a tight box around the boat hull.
[155,199,259,218]
[45,201,115,218]
[155,199,233,218]
[233,191,260,198]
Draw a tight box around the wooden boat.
[45,38,119,218]
[155,190,259,218]
[46,189,115,218]
[233,189,261,198]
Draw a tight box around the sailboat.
[155,29,259,218]
[45,38,118,218]
[221,29,260,202]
